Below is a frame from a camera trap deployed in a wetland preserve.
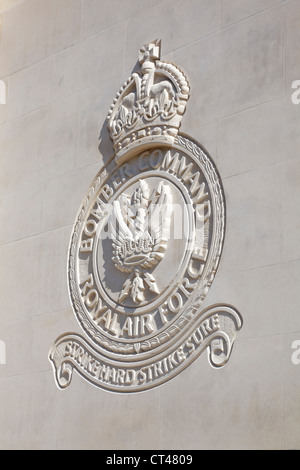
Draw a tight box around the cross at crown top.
[139,39,161,64]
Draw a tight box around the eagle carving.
[110,180,172,304]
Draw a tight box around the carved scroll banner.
[49,305,242,392]
[49,40,243,393]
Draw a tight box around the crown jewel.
[107,40,190,162]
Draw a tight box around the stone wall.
[0,0,300,449]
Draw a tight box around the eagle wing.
[141,182,172,269]
[110,199,134,273]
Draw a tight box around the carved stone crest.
[49,41,242,393]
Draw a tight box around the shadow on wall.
[98,121,113,165]
[98,60,141,165]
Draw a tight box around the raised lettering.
[193,183,209,205]
[90,197,107,221]
[176,346,187,363]
[187,249,208,279]
[185,171,201,194]
[94,309,114,331]
[80,274,94,296]
[167,292,183,314]
[92,298,107,320]
[179,278,196,298]
[121,317,133,337]
[84,219,97,237]
[80,238,93,253]
[138,151,150,171]
[100,184,113,202]
[149,149,163,168]
[85,289,99,309]
[158,304,169,325]
[140,314,156,335]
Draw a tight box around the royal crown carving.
[107,40,190,161]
